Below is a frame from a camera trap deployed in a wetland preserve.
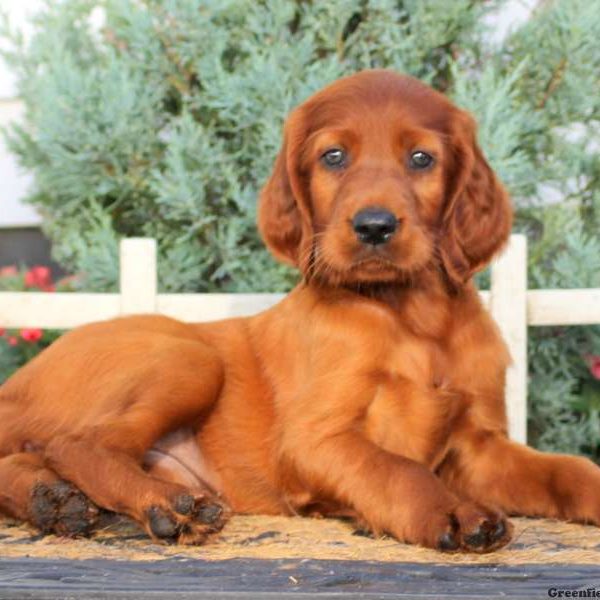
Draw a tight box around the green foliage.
[498,1,600,456]
[1,0,600,456]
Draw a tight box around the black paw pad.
[147,506,179,541]
[56,493,98,536]
[173,494,195,516]
[52,481,76,502]
[463,525,488,548]
[30,483,58,533]
[196,504,222,525]
[438,531,460,552]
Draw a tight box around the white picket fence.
[1,233,600,444]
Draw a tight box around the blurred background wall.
[0,1,55,269]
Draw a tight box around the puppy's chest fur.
[358,291,476,469]
[362,343,465,470]
[363,358,467,470]
[237,284,497,512]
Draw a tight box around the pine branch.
[536,57,567,109]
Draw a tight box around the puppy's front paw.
[400,501,512,553]
[453,502,512,553]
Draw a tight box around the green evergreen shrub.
[1,0,599,456]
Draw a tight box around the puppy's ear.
[439,111,513,287]
[258,110,312,270]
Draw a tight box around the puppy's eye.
[409,151,434,170]
[321,147,347,170]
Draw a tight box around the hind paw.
[144,492,230,545]
[30,481,102,537]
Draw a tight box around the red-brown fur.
[1,70,600,552]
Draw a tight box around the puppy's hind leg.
[44,341,230,545]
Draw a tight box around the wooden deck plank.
[0,557,599,599]
[2,514,600,598]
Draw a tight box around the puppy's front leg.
[279,388,511,552]
[441,430,600,525]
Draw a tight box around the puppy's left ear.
[439,110,513,287]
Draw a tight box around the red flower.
[0,265,17,277]
[7,336,18,346]
[24,266,53,291]
[20,328,43,343]
[0,328,5,337]
[584,355,600,380]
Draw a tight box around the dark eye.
[320,147,347,170]
[409,150,434,170]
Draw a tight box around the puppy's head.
[259,70,512,289]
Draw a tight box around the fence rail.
[1,234,600,444]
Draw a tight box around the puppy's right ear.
[258,110,312,269]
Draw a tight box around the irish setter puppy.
[1,70,599,553]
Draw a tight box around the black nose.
[352,208,398,245]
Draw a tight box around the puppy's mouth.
[350,255,399,273]
[315,254,406,286]
[348,243,407,270]
[309,237,425,287]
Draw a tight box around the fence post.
[490,234,528,444]
[119,238,158,315]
